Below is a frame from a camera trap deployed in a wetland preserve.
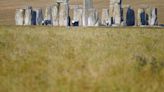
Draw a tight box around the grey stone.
[15,9,25,25]
[59,3,70,26]
[122,6,135,26]
[24,8,32,25]
[113,3,121,25]
[56,0,68,3]
[101,9,110,26]
[88,9,99,26]
[52,4,60,26]
[32,8,43,25]
[44,6,52,24]
[137,8,146,26]
[73,6,83,26]
[83,0,93,26]
[150,8,158,26]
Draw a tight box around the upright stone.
[32,8,43,25]
[137,8,146,26]
[122,5,135,26]
[15,9,25,25]
[150,8,158,26]
[59,3,69,26]
[73,5,83,26]
[52,4,60,26]
[83,0,93,26]
[88,9,99,26]
[113,3,121,25]
[101,9,111,26]
[24,8,32,25]
[109,0,122,25]
[44,6,52,24]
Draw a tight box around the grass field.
[0,0,164,25]
[0,26,164,92]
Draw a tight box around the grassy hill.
[0,26,164,92]
[0,0,164,25]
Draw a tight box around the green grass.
[0,26,164,92]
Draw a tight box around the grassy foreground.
[0,26,164,92]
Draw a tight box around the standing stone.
[83,0,93,26]
[109,0,122,25]
[88,9,99,26]
[15,9,25,25]
[122,5,135,26]
[52,4,60,26]
[73,6,83,26]
[137,8,146,26]
[59,3,70,26]
[101,9,111,26]
[44,6,52,25]
[150,8,158,26]
[24,8,32,25]
[113,3,121,25]
[32,8,43,25]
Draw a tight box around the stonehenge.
[15,0,158,27]
[15,7,43,26]
[137,7,158,26]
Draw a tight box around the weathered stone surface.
[110,0,121,5]
[44,6,52,25]
[52,4,59,26]
[24,8,32,25]
[122,6,135,26]
[73,6,83,26]
[56,0,68,3]
[150,8,158,26]
[101,9,110,26]
[32,8,43,25]
[88,9,99,26]
[59,3,69,26]
[83,0,93,26]
[113,3,121,25]
[15,9,25,25]
[138,8,146,26]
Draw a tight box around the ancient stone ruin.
[15,0,158,27]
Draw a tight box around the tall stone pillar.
[32,8,43,25]
[24,7,32,25]
[73,5,83,26]
[15,9,25,25]
[109,0,122,25]
[52,4,60,26]
[102,9,111,26]
[83,0,93,26]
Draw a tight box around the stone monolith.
[88,9,99,26]
[59,3,70,26]
[32,8,43,25]
[83,0,93,26]
[52,4,60,26]
[101,9,110,26]
[15,9,25,25]
[73,6,83,26]
[44,6,52,25]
